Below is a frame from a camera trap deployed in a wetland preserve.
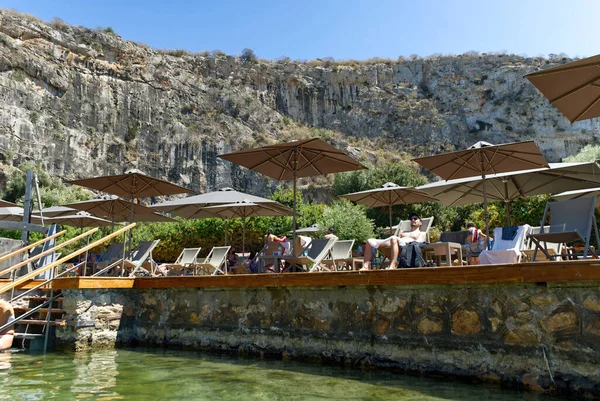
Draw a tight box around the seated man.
[323,227,338,240]
[361,214,427,270]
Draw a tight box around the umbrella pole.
[483,172,489,241]
[224,219,228,245]
[242,217,246,254]
[503,180,511,226]
[388,205,393,236]
[292,167,297,257]
[506,201,511,226]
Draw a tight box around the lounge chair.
[280,238,337,272]
[521,227,562,262]
[123,240,161,276]
[479,225,531,265]
[394,216,435,242]
[196,246,231,275]
[158,247,201,276]
[92,242,125,273]
[321,240,357,270]
[529,196,599,261]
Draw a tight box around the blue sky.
[3,0,598,61]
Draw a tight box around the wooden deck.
[46,259,600,290]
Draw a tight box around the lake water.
[0,348,567,400]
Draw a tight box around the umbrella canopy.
[413,141,549,181]
[0,207,25,222]
[44,211,115,228]
[526,54,600,123]
[417,162,600,223]
[194,200,293,252]
[553,187,600,206]
[68,168,193,199]
[152,187,287,219]
[295,223,322,234]
[0,200,18,208]
[63,195,173,223]
[218,138,366,254]
[34,205,77,217]
[341,182,438,230]
[413,141,549,236]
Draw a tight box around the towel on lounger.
[501,225,519,241]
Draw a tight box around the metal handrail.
[92,258,125,277]
[0,292,64,334]
[9,261,85,304]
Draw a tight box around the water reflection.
[0,348,567,401]
[71,350,121,399]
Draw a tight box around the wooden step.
[22,297,63,302]
[14,307,65,314]
[17,319,66,327]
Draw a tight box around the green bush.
[317,199,374,246]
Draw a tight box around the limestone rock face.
[0,11,597,195]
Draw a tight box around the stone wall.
[57,282,600,398]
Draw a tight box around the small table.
[423,242,463,267]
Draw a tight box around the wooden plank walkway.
[49,259,600,290]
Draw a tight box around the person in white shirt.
[361,214,426,270]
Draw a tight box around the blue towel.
[502,226,519,241]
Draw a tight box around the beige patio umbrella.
[553,187,600,206]
[34,205,77,217]
[526,54,600,123]
[152,187,287,219]
[418,162,600,225]
[192,200,293,252]
[63,195,174,223]
[0,200,18,208]
[0,207,27,222]
[218,138,366,255]
[341,182,438,231]
[44,211,115,228]
[68,169,192,249]
[413,141,549,236]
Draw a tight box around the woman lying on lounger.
[361,214,427,270]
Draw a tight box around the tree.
[240,48,257,63]
[318,199,374,245]
[564,144,600,162]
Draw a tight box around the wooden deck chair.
[123,240,161,276]
[93,242,125,274]
[158,247,201,276]
[394,216,435,242]
[321,240,356,271]
[529,196,599,261]
[479,225,531,264]
[280,238,337,272]
[197,246,231,275]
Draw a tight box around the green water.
[0,348,566,400]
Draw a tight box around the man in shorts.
[361,214,426,270]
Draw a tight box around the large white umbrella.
[192,200,293,252]
[341,182,438,230]
[413,140,549,236]
[218,138,366,255]
[553,187,600,206]
[417,162,600,224]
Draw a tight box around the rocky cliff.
[0,10,597,196]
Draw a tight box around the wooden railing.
[0,223,136,295]
[0,230,66,266]
[0,228,98,278]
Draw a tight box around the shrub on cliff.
[240,48,257,64]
